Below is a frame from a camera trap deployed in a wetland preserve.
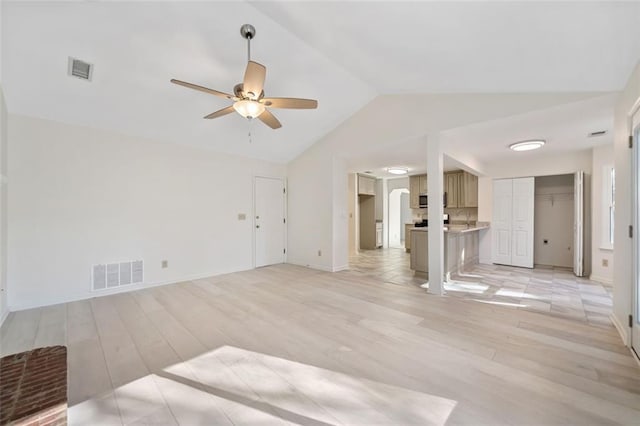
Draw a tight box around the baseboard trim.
[589,274,613,285]
[0,308,9,328]
[286,261,334,272]
[7,267,254,312]
[610,313,629,347]
[332,264,349,272]
[632,347,640,368]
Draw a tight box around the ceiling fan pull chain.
[248,118,253,143]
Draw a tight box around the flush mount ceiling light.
[509,140,545,152]
[387,167,409,175]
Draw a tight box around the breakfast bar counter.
[409,223,489,275]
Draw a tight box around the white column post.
[382,178,389,248]
[427,134,445,295]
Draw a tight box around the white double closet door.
[492,177,535,268]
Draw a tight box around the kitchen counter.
[409,223,488,275]
[409,223,489,234]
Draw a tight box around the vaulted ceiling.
[3,1,640,163]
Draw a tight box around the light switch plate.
[238,213,246,221]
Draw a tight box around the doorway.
[534,174,575,268]
[254,176,286,268]
[389,188,410,248]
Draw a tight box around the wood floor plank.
[2,251,638,425]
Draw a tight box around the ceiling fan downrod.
[240,24,256,62]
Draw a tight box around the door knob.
[256,225,260,228]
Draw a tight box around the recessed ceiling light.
[509,140,545,152]
[387,167,409,175]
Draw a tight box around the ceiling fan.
[170,24,318,130]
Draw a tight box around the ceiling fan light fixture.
[509,140,545,152]
[233,99,265,119]
[387,167,409,175]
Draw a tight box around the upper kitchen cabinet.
[444,172,460,208]
[444,171,478,208]
[419,174,428,194]
[461,172,478,207]
[358,175,376,196]
[409,174,428,209]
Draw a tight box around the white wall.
[0,87,7,324]
[332,156,349,271]
[388,188,409,247]
[287,142,334,271]
[534,175,574,268]
[287,93,606,272]
[591,144,615,284]
[8,114,285,310]
[478,149,593,265]
[612,60,640,345]
[400,192,411,241]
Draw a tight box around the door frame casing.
[629,96,640,357]
[252,175,287,269]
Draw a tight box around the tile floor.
[350,248,614,327]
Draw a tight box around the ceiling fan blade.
[258,109,282,129]
[171,79,234,100]
[243,61,266,100]
[262,97,318,109]
[203,105,235,119]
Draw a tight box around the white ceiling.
[442,93,617,164]
[2,2,639,164]
[346,93,616,176]
[1,1,375,163]
[252,1,640,93]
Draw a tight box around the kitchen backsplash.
[411,207,478,223]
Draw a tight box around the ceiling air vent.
[588,130,608,138]
[68,57,93,81]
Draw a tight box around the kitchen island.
[409,223,489,277]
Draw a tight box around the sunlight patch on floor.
[420,280,489,294]
[70,346,458,425]
[471,299,529,308]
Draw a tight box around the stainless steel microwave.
[419,194,448,208]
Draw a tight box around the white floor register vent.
[92,260,143,290]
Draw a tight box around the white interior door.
[255,177,285,268]
[574,171,585,276]
[632,107,640,357]
[511,177,535,268]
[492,179,513,265]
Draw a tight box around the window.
[602,165,615,249]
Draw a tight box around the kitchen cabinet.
[444,171,478,208]
[358,175,376,196]
[376,222,383,248]
[445,172,460,208]
[409,174,428,209]
[461,172,478,208]
[409,176,420,209]
[404,224,413,252]
[410,230,429,273]
[410,227,483,275]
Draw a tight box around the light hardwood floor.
[1,257,639,425]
